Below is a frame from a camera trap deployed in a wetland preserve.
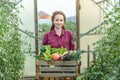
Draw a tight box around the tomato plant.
[0,1,25,80]
[79,3,120,80]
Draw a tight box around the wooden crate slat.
[38,60,78,66]
[40,66,76,72]
[40,73,76,77]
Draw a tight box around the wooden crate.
[36,60,80,80]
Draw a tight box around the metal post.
[87,45,90,80]
[93,52,96,62]
[87,45,90,67]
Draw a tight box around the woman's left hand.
[62,51,68,56]
[61,51,68,60]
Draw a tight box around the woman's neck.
[54,28,62,36]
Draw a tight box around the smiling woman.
[42,11,76,51]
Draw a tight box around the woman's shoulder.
[44,30,54,36]
[64,29,73,34]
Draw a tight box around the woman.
[42,11,76,80]
[42,11,75,51]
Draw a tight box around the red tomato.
[52,53,61,60]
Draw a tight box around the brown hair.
[50,11,66,31]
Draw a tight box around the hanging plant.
[0,0,25,80]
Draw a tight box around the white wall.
[80,0,104,72]
[17,0,36,76]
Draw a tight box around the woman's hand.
[61,51,68,60]
[62,51,68,56]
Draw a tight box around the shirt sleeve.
[42,33,48,45]
[69,32,75,50]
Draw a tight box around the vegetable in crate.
[52,53,61,60]
[35,45,66,61]
[62,49,85,61]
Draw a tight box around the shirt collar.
[52,29,65,36]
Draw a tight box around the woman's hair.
[50,11,66,31]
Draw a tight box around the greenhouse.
[0,0,120,80]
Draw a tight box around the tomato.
[52,53,61,60]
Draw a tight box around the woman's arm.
[69,32,75,50]
[42,33,48,45]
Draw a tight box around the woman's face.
[53,14,64,29]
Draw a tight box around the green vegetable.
[63,49,85,61]
[35,45,66,61]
